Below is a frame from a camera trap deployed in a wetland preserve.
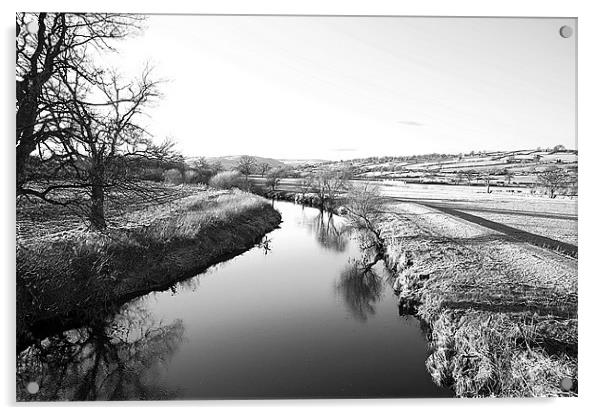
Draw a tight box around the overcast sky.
[105,16,576,161]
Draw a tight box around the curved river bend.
[17,201,452,400]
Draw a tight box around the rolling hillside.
[205,155,286,170]
[289,148,578,188]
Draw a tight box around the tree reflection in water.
[311,211,348,252]
[16,302,184,401]
[256,235,272,255]
[335,261,384,322]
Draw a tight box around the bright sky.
[105,15,576,161]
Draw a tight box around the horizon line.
[185,146,578,162]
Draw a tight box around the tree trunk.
[89,166,107,230]
[16,139,36,193]
[363,251,384,271]
[362,237,385,271]
[16,80,41,193]
[16,13,54,193]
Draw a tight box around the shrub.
[194,168,214,185]
[209,170,243,190]
[138,167,164,182]
[163,168,183,184]
[183,169,200,184]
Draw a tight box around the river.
[17,201,452,400]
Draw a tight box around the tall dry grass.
[425,310,577,397]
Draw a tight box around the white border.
[3,1,601,414]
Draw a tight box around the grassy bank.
[17,189,281,349]
[382,202,577,397]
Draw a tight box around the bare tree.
[537,167,571,198]
[190,157,220,184]
[478,171,494,193]
[236,155,256,189]
[459,169,477,186]
[344,182,387,269]
[258,162,271,177]
[265,168,282,192]
[16,12,144,195]
[299,176,313,198]
[310,171,348,211]
[192,156,208,170]
[23,66,170,229]
[504,170,515,185]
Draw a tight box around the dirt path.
[418,202,578,257]
[387,201,577,282]
[387,197,577,220]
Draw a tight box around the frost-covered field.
[271,179,578,252]
[382,201,577,397]
[372,182,578,249]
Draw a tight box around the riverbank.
[252,187,348,214]
[253,188,317,206]
[382,202,577,397]
[18,200,452,401]
[17,189,282,350]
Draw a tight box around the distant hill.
[205,155,286,170]
[278,158,329,166]
[287,148,577,187]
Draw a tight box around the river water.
[17,201,452,400]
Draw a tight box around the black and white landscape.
[16,14,577,400]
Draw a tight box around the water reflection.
[335,261,384,322]
[256,235,272,255]
[17,201,451,400]
[303,210,349,252]
[17,303,184,401]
